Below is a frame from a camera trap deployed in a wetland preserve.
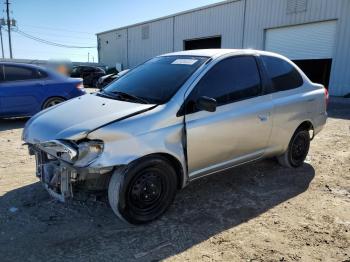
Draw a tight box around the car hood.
[22,93,156,143]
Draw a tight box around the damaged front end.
[29,140,113,202]
[22,93,184,204]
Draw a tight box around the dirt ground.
[0,100,349,262]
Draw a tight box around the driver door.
[184,55,273,178]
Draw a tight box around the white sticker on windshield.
[171,59,198,65]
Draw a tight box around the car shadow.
[0,118,28,132]
[0,159,315,261]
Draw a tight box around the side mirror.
[196,96,217,112]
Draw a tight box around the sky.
[0,0,222,62]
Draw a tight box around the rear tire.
[277,128,310,168]
[42,97,65,109]
[108,157,178,224]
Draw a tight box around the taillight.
[76,82,84,89]
[324,87,329,109]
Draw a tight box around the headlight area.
[32,139,113,202]
[39,139,104,167]
[39,140,78,163]
[74,140,104,167]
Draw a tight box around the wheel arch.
[295,120,314,139]
[128,152,186,190]
[280,119,315,154]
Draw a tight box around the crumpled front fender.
[86,108,188,188]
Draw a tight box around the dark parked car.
[0,62,85,118]
[70,66,106,87]
[96,69,129,89]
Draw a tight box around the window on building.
[287,0,308,14]
[141,25,150,40]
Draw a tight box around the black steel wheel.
[108,157,178,224]
[277,128,310,168]
[290,131,310,167]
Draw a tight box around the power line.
[13,30,96,45]
[15,48,95,57]
[19,24,94,35]
[11,28,96,49]
[19,29,96,40]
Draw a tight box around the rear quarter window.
[262,55,303,92]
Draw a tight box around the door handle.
[258,115,268,122]
[307,98,316,102]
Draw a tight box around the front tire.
[108,157,178,224]
[277,128,310,168]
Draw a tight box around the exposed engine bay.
[31,145,113,202]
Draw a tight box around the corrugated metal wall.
[174,0,244,51]
[97,29,128,67]
[97,0,350,96]
[244,0,350,96]
[98,29,127,68]
[330,0,350,96]
[127,18,173,68]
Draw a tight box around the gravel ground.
[0,99,349,262]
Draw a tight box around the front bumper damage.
[30,145,113,202]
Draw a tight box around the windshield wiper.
[110,91,150,104]
[97,90,119,100]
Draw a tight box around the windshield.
[103,56,208,104]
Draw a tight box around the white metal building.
[96,0,350,96]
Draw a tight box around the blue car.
[0,62,86,118]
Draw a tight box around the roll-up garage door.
[265,20,337,60]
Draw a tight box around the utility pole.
[5,0,13,59]
[0,25,4,58]
[88,52,90,62]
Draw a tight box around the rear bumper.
[69,87,86,98]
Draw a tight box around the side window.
[261,55,303,92]
[186,56,261,113]
[4,65,37,81]
[0,65,4,82]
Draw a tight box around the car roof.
[160,48,284,60]
[0,62,48,71]
[74,65,100,69]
